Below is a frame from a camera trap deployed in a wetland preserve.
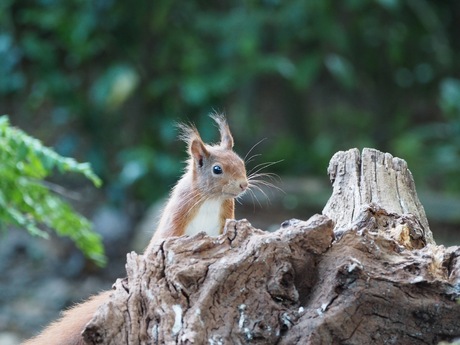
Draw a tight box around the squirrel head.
[179,114,248,199]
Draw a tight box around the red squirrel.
[23,114,248,345]
[147,114,248,249]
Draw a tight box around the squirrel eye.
[212,165,223,175]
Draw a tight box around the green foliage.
[0,115,105,266]
[393,77,460,192]
[1,0,460,200]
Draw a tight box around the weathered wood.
[83,148,460,345]
[278,216,460,344]
[323,148,434,245]
[83,216,335,344]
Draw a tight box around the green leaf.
[0,115,105,266]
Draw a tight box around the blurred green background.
[1,0,460,341]
[3,0,460,200]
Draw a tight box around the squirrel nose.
[239,181,248,191]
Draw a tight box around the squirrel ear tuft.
[210,113,234,150]
[190,138,209,166]
[176,121,209,166]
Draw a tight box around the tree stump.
[83,148,460,345]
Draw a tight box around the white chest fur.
[184,198,222,237]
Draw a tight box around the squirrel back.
[148,114,248,247]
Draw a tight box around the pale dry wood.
[83,216,335,344]
[279,225,460,344]
[323,148,434,245]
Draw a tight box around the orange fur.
[221,198,235,229]
[147,117,246,247]
[23,291,110,345]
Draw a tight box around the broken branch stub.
[323,148,434,247]
[83,148,460,345]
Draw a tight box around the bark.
[83,148,460,345]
